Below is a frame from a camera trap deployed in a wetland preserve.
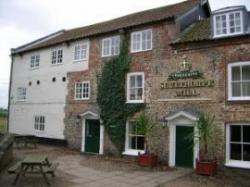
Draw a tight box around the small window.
[34,116,45,131]
[37,80,40,85]
[226,124,250,168]
[228,62,250,100]
[52,77,56,82]
[17,87,26,101]
[30,55,40,68]
[74,41,89,61]
[214,11,243,37]
[131,29,152,53]
[127,72,144,103]
[62,77,66,82]
[29,81,32,86]
[124,121,145,155]
[102,36,120,57]
[75,81,90,100]
[51,49,63,65]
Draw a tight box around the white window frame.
[213,11,243,38]
[123,121,145,156]
[101,36,120,57]
[131,29,152,53]
[51,48,63,65]
[228,61,250,101]
[30,55,40,69]
[74,81,90,100]
[34,116,45,132]
[73,41,89,62]
[16,87,26,101]
[225,123,250,169]
[127,72,144,103]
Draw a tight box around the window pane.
[243,126,250,143]
[231,125,241,142]
[136,88,143,100]
[137,75,142,87]
[243,144,250,161]
[232,66,241,80]
[129,89,136,100]
[137,137,145,150]
[242,82,250,96]
[230,143,242,160]
[232,82,241,97]
[242,66,250,80]
[130,76,135,88]
[129,136,136,149]
[129,122,136,134]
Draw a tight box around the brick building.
[9,0,250,169]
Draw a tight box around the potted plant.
[136,112,158,167]
[189,112,218,175]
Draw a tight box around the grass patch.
[0,117,7,133]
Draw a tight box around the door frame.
[166,111,199,168]
[80,111,104,154]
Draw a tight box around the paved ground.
[0,144,191,187]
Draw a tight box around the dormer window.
[214,11,243,37]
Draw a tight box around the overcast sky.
[0,0,249,108]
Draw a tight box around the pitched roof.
[172,18,211,44]
[13,0,199,54]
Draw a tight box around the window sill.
[122,150,145,156]
[225,160,250,169]
[213,31,244,39]
[73,59,88,63]
[16,100,26,102]
[29,67,39,70]
[126,100,144,104]
[101,54,119,58]
[131,48,152,54]
[228,97,250,101]
[51,63,63,66]
[74,98,90,101]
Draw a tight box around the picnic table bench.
[8,154,59,186]
[13,135,38,149]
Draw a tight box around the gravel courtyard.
[0,144,250,187]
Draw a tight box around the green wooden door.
[175,126,194,168]
[85,119,100,154]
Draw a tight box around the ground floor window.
[226,124,250,168]
[124,121,145,155]
[34,116,45,131]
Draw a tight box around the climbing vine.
[97,38,144,153]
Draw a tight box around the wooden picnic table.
[9,154,58,186]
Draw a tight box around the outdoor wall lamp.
[159,117,168,128]
[76,115,81,125]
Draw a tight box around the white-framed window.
[34,116,45,131]
[30,55,40,68]
[74,41,89,61]
[214,11,243,37]
[228,62,250,100]
[127,72,144,103]
[226,124,250,169]
[123,121,145,156]
[102,36,120,57]
[17,87,26,101]
[75,81,90,100]
[51,48,63,65]
[131,29,152,53]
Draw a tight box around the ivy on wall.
[97,38,144,153]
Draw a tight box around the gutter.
[7,51,14,132]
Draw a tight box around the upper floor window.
[30,55,40,69]
[17,87,26,101]
[74,41,89,61]
[127,72,144,103]
[75,81,90,100]
[102,36,120,57]
[34,116,45,131]
[51,49,63,65]
[228,62,250,100]
[214,11,243,37]
[131,29,152,53]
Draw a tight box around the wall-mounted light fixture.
[76,115,81,125]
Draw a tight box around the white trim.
[80,111,99,118]
[101,36,120,57]
[213,11,244,38]
[130,29,152,53]
[51,48,63,65]
[166,111,198,121]
[225,123,250,169]
[168,113,199,168]
[123,121,145,156]
[74,81,90,100]
[81,115,104,155]
[126,72,145,103]
[228,61,250,101]
[73,40,89,62]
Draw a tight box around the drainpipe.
[7,51,14,132]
